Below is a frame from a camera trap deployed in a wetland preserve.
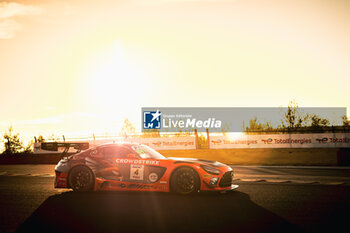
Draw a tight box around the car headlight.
[200,165,220,175]
[209,177,219,185]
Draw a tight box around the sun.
[78,41,151,110]
[87,41,148,107]
[75,41,152,132]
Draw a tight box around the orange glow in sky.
[0,0,349,141]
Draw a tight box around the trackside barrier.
[33,136,196,154]
[209,133,350,149]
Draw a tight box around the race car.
[53,142,238,194]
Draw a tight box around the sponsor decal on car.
[127,184,153,189]
[116,158,160,165]
[130,165,144,180]
[148,172,158,183]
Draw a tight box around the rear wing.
[41,142,89,158]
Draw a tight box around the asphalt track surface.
[0,165,350,233]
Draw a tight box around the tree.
[310,114,330,128]
[244,116,274,132]
[1,126,26,154]
[281,100,309,130]
[120,118,136,137]
[198,133,208,149]
[245,116,263,132]
[23,139,34,153]
[342,115,350,127]
[35,135,45,143]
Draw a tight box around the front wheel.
[68,165,95,192]
[170,167,200,195]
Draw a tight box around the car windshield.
[131,144,166,160]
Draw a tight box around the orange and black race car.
[53,142,238,194]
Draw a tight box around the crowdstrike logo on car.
[143,110,162,129]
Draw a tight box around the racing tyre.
[68,165,95,192]
[171,167,200,195]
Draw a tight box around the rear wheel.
[170,167,200,195]
[68,165,94,192]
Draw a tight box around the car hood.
[166,157,227,167]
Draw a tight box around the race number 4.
[130,164,144,180]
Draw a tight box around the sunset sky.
[0,0,349,142]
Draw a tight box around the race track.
[0,165,349,233]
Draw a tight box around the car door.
[100,145,138,182]
[127,145,167,184]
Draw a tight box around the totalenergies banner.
[126,137,196,150]
[210,133,350,149]
[34,136,196,154]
